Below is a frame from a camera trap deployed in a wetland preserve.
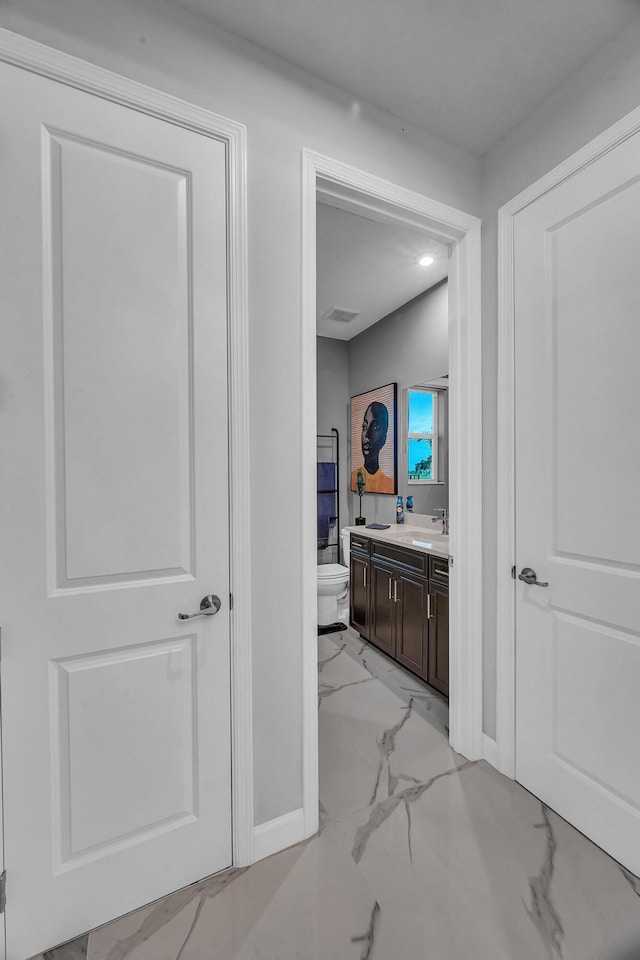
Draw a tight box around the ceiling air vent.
[321,306,360,324]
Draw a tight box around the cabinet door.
[350,554,370,638]
[396,573,428,681]
[369,561,396,658]
[427,581,449,697]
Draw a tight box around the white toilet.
[316,528,351,625]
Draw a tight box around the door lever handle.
[518,568,549,587]
[178,594,222,620]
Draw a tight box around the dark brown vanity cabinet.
[349,536,449,697]
[396,571,429,680]
[369,560,397,658]
[349,534,370,639]
[427,555,450,697]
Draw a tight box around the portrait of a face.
[361,401,388,471]
[350,383,397,495]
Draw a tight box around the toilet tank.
[340,528,351,566]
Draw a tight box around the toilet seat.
[317,563,349,581]
[317,538,350,626]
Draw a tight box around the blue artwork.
[317,463,337,548]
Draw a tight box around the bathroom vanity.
[347,525,449,697]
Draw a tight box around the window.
[407,387,438,482]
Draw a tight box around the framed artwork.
[350,382,397,495]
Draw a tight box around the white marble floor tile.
[31,934,89,960]
[338,626,450,729]
[319,679,405,819]
[332,757,640,960]
[332,760,548,959]
[30,935,89,960]
[319,632,456,820]
[319,651,451,819]
[541,807,640,960]
[87,819,410,960]
[339,631,398,678]
[321,628,640,959]
[318,634,371,689]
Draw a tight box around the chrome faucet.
[432,508,449,535]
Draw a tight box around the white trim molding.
[495,100,640,780]
[447,218,484,761]
[301,150,484,823]
[301,153,320,841]
[0,27,254,865]
[253,808,306,864]
[482,734,499,770]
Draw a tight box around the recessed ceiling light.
[418,255,434,267]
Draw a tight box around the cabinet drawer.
[371,541,427,578]
[429,554,450,586]
[350,533,370,555]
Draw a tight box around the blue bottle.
[396,496,404,524]
[406,495,414,513]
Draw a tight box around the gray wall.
[348,280,449,523]
[316,337,350,552]
[479,20,640,739]
[0,0,481,827]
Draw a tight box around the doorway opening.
[315,198,450,702]
[300,152,483,838]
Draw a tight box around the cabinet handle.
[363,565,367,588]
[388,578,392,601]
[427,593,432,619]
[394,580,398,603]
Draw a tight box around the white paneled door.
[0,64,232,958]
[514,129,640,873]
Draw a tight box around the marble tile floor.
[33,627,640,960]
[327,623,450,731]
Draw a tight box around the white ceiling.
[316,202,448,341]
[173,0,637,155]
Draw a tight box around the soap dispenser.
[396,495,404,524]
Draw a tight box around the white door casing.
[0,33,252,959]
[301,152,484,831]
[497,109,640,873]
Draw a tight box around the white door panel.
[47,129,196,586]
[514,129,640,874]
[0,64,231,958]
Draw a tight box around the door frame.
[0,26,255,869]
[495,101,640,779]
[301,151,484,836]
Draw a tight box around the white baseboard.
[482,733,499,770]
[252,808,306,864]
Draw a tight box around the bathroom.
[316,197,451,703]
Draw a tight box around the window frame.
[407,387,439,484]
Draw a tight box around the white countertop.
[343,522,449,559]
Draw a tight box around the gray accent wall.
[316,337,350,553]
[347,280,449,524]
[317,281,449,531]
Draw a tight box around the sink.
[396,531,447,547]
[396,526,446,538]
